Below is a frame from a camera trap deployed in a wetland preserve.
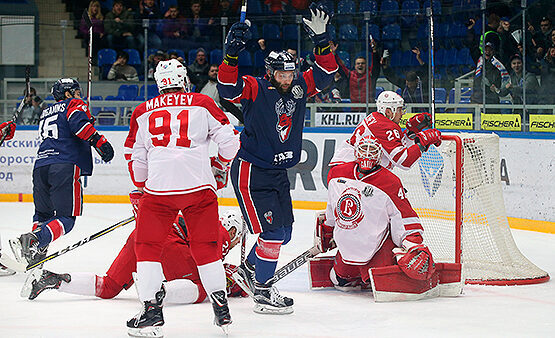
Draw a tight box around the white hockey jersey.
[325,162,423,264]
[329,111,422,170]
[124,92,240,195]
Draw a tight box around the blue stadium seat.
[338,24,358,41]
[123,49,141,66]
[283,24,299,42]
[434,88,447,103]
[359,24,380,41]
[145,48,158,59]
[118,84,139,101]
[105,95,123,100]
[337,50,351,68]
[456,48,473,66]
[337,0,356,24]
[359,0,378,15]
[253,50,265,75]
[434,49,447,66]
[238,50,252,67]
[91,96,103,100]
[98,48,117,66]
[188,49,197,65]
[390,50,403,68]
[210,49,223,65]
[422,0,442,15]
[381,24,401,50]
[380,0,399,25]
[44,95,54,101]
[328,24,336,41]
[375,86,384,99]
[262,24,280,40]
[401,0,419,28]
[159,0,178,13]
[139,85,159,99]
[167,49,185,60]
[444,48,458,66]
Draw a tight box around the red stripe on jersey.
[303,69,318,97]
[218,62,239,85]
[144,184,214,194]
[75,123,96,140]
[46,219,65,241]
[124,153,131,160]
[314,52,339,73]
[127,161,145,187]
[255,238,282,262]
[124,102,147,150]
[66,99,91,119]
[72,165,82,215]
[192,93,231,125]
[238,161,262,234]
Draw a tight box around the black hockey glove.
[88,132,114,162]
[303,2,333,54]
[224,21,251,66]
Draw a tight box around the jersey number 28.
[148,109,191,147]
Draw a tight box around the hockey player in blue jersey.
[10,78,114,267]
[217,3,337,314]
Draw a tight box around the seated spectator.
[333,40,381,109]
[147,50,168,79]
[79,0,105,59]
[107,50,139,81]
[162,5,187,49]
[382,47,428,107]
[17,87,47,125]
[471,41,510,107]
[136,0,162,50]
[498,54,540,106]
[187,48,210,91]
[168,51,185,65]
[104,0,137,50]
[185,1,217,50]
[200,64,220,103]
[532,17,553,59]
[217,0,236,18]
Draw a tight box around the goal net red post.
[394,133,549,285]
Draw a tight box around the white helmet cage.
[376,90,405,120]
[220,210,244,244]
[355,136,382,171]
[154,59,191,93]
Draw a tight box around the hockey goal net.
[393,132,549,285]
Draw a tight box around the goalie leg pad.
[437,263,463,297]
[308,256,335,289]
[369,265,440,302]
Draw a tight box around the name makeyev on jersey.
[124,92,240,195]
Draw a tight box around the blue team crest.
[275,98,295,143]
[418,146,444,198]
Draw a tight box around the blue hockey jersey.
[35,98,98,176]
[217,53,337,169]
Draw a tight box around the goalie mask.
[265,51,297,94]
[376,90,405,120]
[355,136,382,172]
[51,78,81,101]
[154,59,191,93]
[220,210,244,245]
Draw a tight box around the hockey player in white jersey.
[124,59,240,337]
[329,90,442,170]
[312,136,448,300]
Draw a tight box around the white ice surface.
[0,202,554,337]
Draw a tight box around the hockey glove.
[225,264,248,297]
[303,2,332,52]
[129,190,143,219]
[406,112,432,134]
[314,213,336,252]
[393,233,436,280]
[224,20,251,66]
[88,132,114,162]
[415,128,442,152]
[0,121,16,141]
[210,156,230,190]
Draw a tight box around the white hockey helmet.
[154,59,191,92]
[220,210,244,244]
[376,90,405,120]
[355,136,382,171]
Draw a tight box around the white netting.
[393,132,549,284]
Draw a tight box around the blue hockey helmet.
[264,51,297,76]
[51,78,81,101]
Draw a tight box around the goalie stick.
[232,245,322,297]
[82,9,93,106]
[0,66,30,146]
[6,216,135,272]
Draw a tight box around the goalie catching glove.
[88,132,114,162]
[393,233,436,280]
[210,156,230,190]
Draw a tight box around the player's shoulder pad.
[328,162,356,183]
[66,98,89,118]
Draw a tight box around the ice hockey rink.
[0,202,553,338]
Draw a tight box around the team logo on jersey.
[291,85,303,99]
[275,98,296,143]
[363,186,373,197]
[264,211,273,224]
[334,187,364,229]
[418,146,444,198]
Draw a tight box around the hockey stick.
[240,220,247,263]
[7,216,135,272]
[232,245,322,297]
[82,9,93,106]
[0,66,30,146]
[239,0,247,23]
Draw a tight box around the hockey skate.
[329,268,367,292]
[127,287,165,338]
[9,232,48,267]
[21,269,71,300]
[209,290,232,334]
[233,261,256,296]
[0,260,15,276]
[253,282,294,315]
